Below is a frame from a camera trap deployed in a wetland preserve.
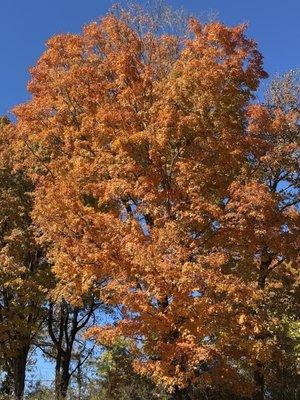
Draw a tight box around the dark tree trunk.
[54,347,62,400]
[60,358,71,399]
[55,353,72,399]
[253,363,265,400]
[252,253,271,400]
[12,345,29,400]
[171,386,191,400]
[76,362,83,400]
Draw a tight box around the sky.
[0,0,299,116]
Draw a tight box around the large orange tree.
[13,8,299,399]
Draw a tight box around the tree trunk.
[253,253,271,400]
[55,355,71,399]
[12,346,29,400]
[60,367,71,399]
[253,363,265,400]
[76,362,82,400]
[54,349,62,400]
[171,386,191,400]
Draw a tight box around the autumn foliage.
[4,5,299,399]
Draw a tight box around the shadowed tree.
[0,117,51,400]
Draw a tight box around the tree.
[246,70,299,400]
[37,296,101,400]
[0,118,51,400]
[87,338,165,400]
[26,381,55,400]
[13,5,299,400]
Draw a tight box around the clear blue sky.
[1,0,298,387]
[0,0,299,115]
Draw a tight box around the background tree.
[88,338,164,400]
[0,117,51,400]
[26,381,55,400]
[36,296,103,400]
[245,70,299,400]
